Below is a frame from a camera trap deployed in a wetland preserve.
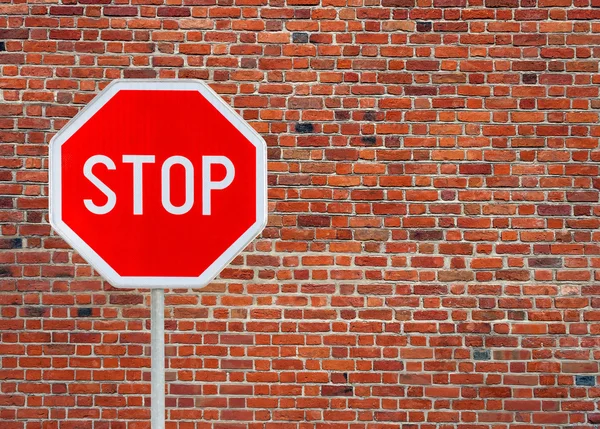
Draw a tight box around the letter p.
[202,156,235,216]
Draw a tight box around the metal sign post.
[151,289,165,429]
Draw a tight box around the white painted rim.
[49,79,268,289]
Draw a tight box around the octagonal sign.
[49,80,267,289]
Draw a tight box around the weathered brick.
[527,258,560,268]
[575,375,595,387]
[298,215,331,227]
[459,164,492,175]
[49,6,84,15]
[295,123,314,133]
[322,385,353,397]
[77,308,93,317]
[409,230,444,241]
[538,205,571,216]
[438,271,475,282]
[473,349,491,361]
[103,6,138,16]
[486,0,518,6]
[292,32,309,44]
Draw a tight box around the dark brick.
[434,22,468,32]
[157,7,191,17]
[434,0,465,6]
[485,0,518,6]
[0,53,25,64]
[382,0,415,5]
[295,123,314,133]
[528,258,561,268]
[0,42,5,52]
[103,6,139,16]
[473,349,491,361]
[361,136,377,145]
[109,295,144,305]
[294,9,311,19]
[459,164,492,175]
[77,308,93,317]
[0,29,29,39]
[0,198,13,208]
[298,215,331,227]
[363,111,376,121]
[322,385,353,396]
[410,230,444,241]
[404,86,437,96]
[124,69,157,79]
[538,205,571,216]
[0,238,22,249]
[523,74,537,84]
[576,375,595,386]
[509,311,526,321]
[335,111,350,120]
[24,307,47,317]
[407,61,441,72]
[50,6,84,15]
[292,32,309,43]
[267,148,281,160]
[417,22,432,32]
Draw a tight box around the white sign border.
[49,79,268,289]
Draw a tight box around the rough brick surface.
[1,2,600,428]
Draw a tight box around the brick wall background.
[2,1,600,428]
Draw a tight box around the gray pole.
[151,289,165,429]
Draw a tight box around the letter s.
[83,155,116,215]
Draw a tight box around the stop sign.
[49,80,267,289]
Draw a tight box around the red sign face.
[50,80,267,288]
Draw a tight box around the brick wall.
[1,1,600,428]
